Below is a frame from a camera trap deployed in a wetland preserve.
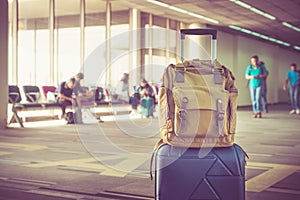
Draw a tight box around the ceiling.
[14,0,300,52]
[121,0,300,52]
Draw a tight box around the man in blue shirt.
[245,55,268,118]
[283,63,299,114]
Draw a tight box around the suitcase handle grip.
[180,29,217,40]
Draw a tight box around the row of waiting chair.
[8,85,111,127]
[9,85,59,107]
[8,85,112,104]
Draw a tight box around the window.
[55,0,80,84]
[110,9,130,87]
[18,0,50,86]
[84,0,106,87]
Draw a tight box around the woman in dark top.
[130,78,155,117]
[58,78,75,118]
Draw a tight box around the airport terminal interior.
[0,0,300,199]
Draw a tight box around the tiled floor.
[0,104,299,199]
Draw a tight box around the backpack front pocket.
[172,86,228,138]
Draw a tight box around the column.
[12,0,18,84]
[129,8,141,89]
[148,14,153,82]
[80,0,85,72]
[0,0,9,128]
[176,21,180,63]
[33,24,37,84]
[49,0,54,85]
[166,18,170,65]
[105,1,111,86]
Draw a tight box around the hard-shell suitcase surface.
[155,144,246,200]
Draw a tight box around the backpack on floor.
[66,112,75,124]
[158,60,238,148]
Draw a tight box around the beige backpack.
[158,59,238,148]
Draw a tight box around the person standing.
[73,73,85,124]
[245,55,267,118]
[260,61,269,113]
[283,63,300,114]
[73,72,104,123]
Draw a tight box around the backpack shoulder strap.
[158,65,175,132]
[258,64,265,75]
[249,65,253,73]
[149,139,164,180]
[221,65,238,92]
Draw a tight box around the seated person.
[130,78,155,117]
[57,78,75,118]
[115,73,129,103]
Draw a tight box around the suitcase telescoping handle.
[180,29,217,62]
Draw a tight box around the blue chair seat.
[43,102,61,108]
[22,103,43,109]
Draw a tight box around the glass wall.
[18,0,50,86]
[55,0,80,84]
[84,0,106,87]
[36,27,50,85]
[8,0,180,90]
[141,13,178,84]
[110,8,130,87]
[85,0,106,60]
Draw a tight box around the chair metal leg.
[12,110,24,128]
[8,115,15,124]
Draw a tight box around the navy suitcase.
[155,144,246,200]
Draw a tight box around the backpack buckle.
[179,109,187,120]
[213,68,223,85]
[217,111,225,121]
[216,99,224,120]
[216,99,225,136]
[178,97,189,133]
[178,109,187,134]
[175,64,186,71]
[179,97,188,120]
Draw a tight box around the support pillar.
[0,0,9,128]
[105,1,111,86]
